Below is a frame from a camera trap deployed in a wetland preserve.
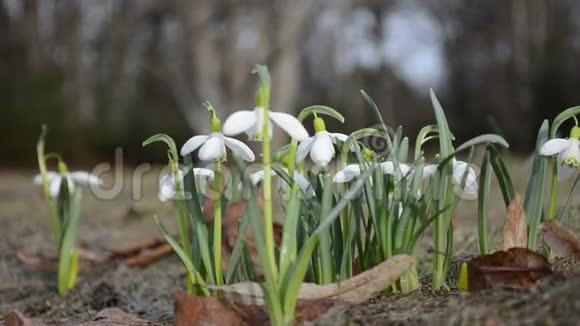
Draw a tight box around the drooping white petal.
[222,110,259,136]
[159,174,176,202]
[540,138,570,156]
[198,134,226,161]
[180,135,209,156]
[452,161,478,200]
[310,132,335,166]
[561,138,580,166]
[33,171,58,185]
[292,172,315,196]
[223,136,255,162]
[557,151,577,181]
[192,168,215,180]
[380,162,411,177]
[70,171,103,186]
[159,171,187,202]
[333,164,362,183]
[249,170,267,185]
[329,133,348,143]
[422,164,438,180]
[296,137,315,162]
[269,111,309,141]
[49,177,62,197]
[330,132,357,151]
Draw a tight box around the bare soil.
[1,169,579,325]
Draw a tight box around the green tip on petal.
[313,117,326,133]
[570,126,580,140]
[459,262,469,293]
[564,156,580,167]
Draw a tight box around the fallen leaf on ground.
[123,243,173,268]
[174,292,338,326]
[540,220,580,259]
[466,247,552,291]
[5,310,46,326]
[16,247,107,273]
[207,254,414,305]
[109,237,165,258]
[503,195,528,250]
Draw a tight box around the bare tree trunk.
[23,0,43,71]
[270,0,311,145]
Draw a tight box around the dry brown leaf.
[174,292,338,326]
[540,220,580,259]
[467,247,552,291]
[4,310,46,326]
[17,248,108,273]
[208,254,414,305]
[503,195,528,250]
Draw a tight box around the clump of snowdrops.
[143,64,512,324]
[35,126,102,295]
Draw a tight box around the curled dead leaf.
[466,248,552,291]
[503,195,528,250]
[207,254,414,306]
[174,292,338,326]
[540,220,580,259]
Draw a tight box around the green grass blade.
[246,188,283,324]
[487,145,516,206]
[278,182,302,285]
[283,166,375,315]
[525,120,549,250]
[478,151,492,255]
[183,155,215,285]
[57,189,81,295]
[154,215,209,295]
[318,174,335,284]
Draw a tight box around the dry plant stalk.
[503,195,528,250]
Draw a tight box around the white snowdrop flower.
[540,126,580,181]
[333,161,414,183]
[249,169,315,197]
[159,168,215,202]
[181,132,255,162]
[181,109,255,162]
[424,159,478,200]
[222,107,309,141]
[297,117,349,167]
[33,171,102,197]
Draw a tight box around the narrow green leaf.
[142,133,178,159]
[551,105,580,138]
[154,216,210,295]
[487,145,515,206]
[297,105,345,123]
[478,151,492,255]
[525,120,549,250]
[278,182,302,284]
[283,166,375,315]
[318,174,334,284]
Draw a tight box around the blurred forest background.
[3,0,580,167]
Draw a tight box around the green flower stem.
[213,161,223,285]
[171,161,194,293]
[548,161,558,220]
[37,129,60,243]
[259,101,279,285]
